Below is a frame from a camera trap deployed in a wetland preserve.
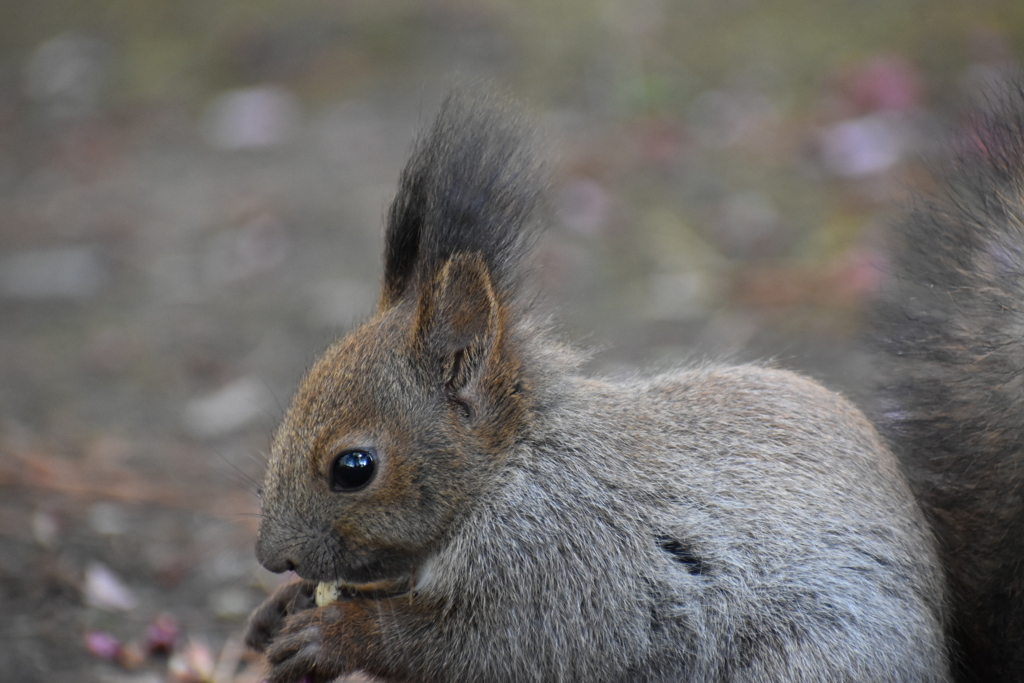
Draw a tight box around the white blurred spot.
[203,86,302,150]
[168,639,215,681]
[0,246,106,300]
[84,561,138,612]
[819,113,908,177]
[31,510,59,548]
[182,376,276,439]
[24,33,111,119]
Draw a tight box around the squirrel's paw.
[244,580,316,653]
[262,603,349,683]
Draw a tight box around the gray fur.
[369,364,950,682]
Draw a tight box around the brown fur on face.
[257,251,531,585]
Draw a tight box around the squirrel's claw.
[263,604,348,683]
[244,580,316,653]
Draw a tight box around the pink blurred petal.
[84,631,121,660]
[846,55,923,113]
[145,613,180,654]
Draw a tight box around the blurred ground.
[1,1,1023,681]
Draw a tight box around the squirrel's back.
[872,83,1024,681]
[414,362,949,681]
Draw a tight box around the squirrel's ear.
[413,253,500,392]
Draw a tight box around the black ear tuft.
[379,91,547,310]
[381,169,425,307]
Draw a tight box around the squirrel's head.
[255,93,545,586]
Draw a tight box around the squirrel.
[869,84,1024,682]
[243,92,955,682]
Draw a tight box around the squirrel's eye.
[329,449,377,491]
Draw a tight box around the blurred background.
[1,1,1022,681]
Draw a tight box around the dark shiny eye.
[329,449,377,491]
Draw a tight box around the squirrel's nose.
[255,535,298,574]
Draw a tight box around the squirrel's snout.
[255,535,298,574]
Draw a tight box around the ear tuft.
[378,91,546,311]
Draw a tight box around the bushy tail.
[871,84,1024,682]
